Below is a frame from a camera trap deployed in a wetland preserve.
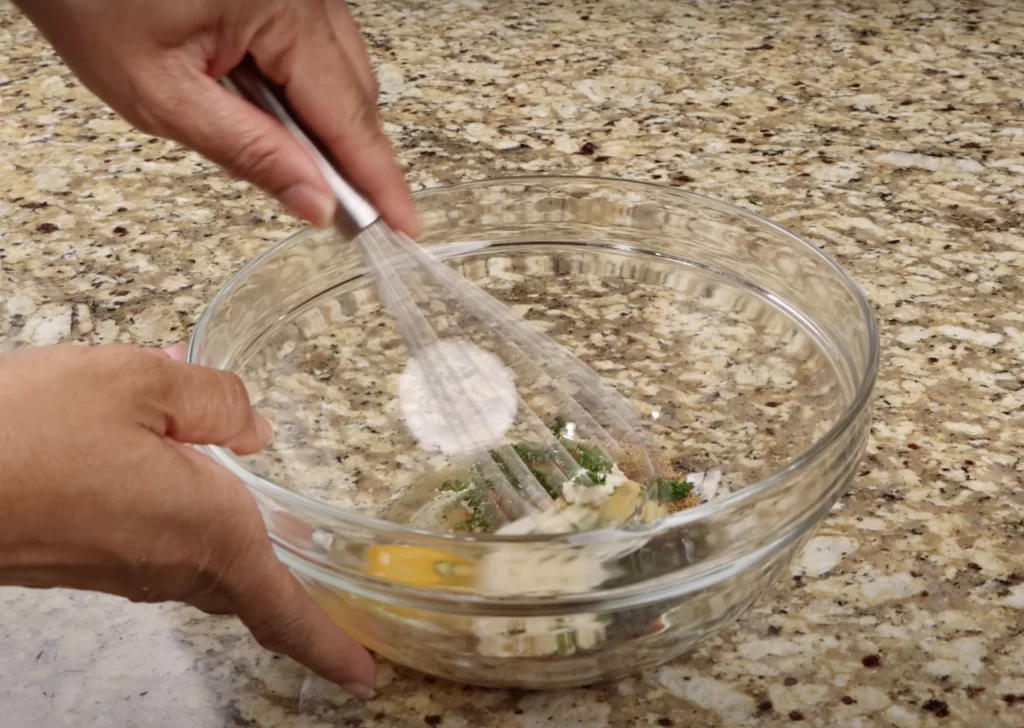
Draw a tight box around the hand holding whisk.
[225,56,657,530]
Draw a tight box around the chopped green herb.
[489,444,565,498]
[555,630,578,655]
[460,484,485,508]
[511,442,542,465]
[483,451,521,489]
[454,503,497,533]
[532,469,563,499]
[656,477,694,502]
[453,520,476,533]
[439,479,469,493]
[573,444,613,484]
[550,415,567,438]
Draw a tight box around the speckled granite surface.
[1,0,1023,726]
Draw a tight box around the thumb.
[142,356,273,455]
[159,73,338,228]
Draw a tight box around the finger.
[324,1,378,104]
[154,74,338,228]
[138,356,273,455]
[252,16,421,237]
[182,455,374,696]
[164,344,188,362]
[229,552,376,698]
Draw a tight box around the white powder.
[398,339,517,454]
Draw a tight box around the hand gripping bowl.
[187,177,878,690]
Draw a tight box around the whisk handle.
[223,55,381,237]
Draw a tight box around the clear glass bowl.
[187,177,878,689]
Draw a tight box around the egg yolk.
[364,545,476,588]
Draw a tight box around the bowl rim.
[188,174,879,546]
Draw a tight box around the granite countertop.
[1,0,1022,726]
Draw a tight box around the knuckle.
[139,360,174,402]
[323,102,382,153]
[84,343,130,370]
[128,102,166,137]
[233,132,288,187]
[203,108,295,193]
[345,99,381,133]
[123,79,179,137]
[216,371,253,430]
[247,6,303,83]
[105,346,170,396]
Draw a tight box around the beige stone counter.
[1,0,1022,726]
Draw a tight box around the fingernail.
[254,412,274,446]
[281,184,336,228]
[341,682,375,700]
[163,343,188,362]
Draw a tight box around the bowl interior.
[214,182,860,525]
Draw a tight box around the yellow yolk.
[641,500,670,522]
[364,545,476,588]
[600,479,644,523]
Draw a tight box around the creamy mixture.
[359,418,721,658]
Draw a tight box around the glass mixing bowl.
[187,177,878,689]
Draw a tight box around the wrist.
[0,472,110,589]
[0,539,102,589]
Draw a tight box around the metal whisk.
[224,57,656,529]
